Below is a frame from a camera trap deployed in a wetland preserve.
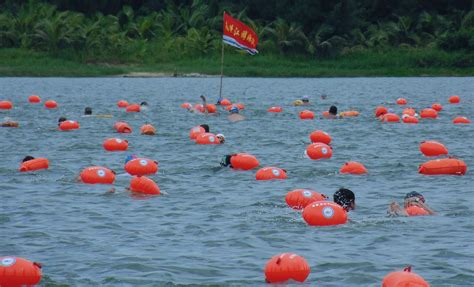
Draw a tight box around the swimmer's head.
[216,133,225,144]
[58,117,67,126]
[84,107,92,115]
[140,101,148,106]
[220,154,232,167]
[125,154,137,164]
[230,106,239,114]
[302,95,309,103]
[334,188,355,211]
[200,124,210,133]
[294,100,303,106]
[22,155,35,162]
[404,191,425,203]
[329,105,338,115]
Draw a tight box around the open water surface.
[0,77,473,286]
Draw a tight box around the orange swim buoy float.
[375,106,388,117]
[449,95,460,104]
[0,101,13,109]
[181,102,192,109]
[28,95,41,103]
[206,104,217,113]
[255,167,287,180]
[402,108,416,116]
[405,206,430,216]
[103,138,128,151]
[189,126,205,140]
[195,133,221,145]
[126,104,140,112]
[117,100,129,108]
[125,158,158,176]
[418,158,467,175]
[80,166,115,184]
[230,153,260,170]
[19,158,49,172]
[306,143,332,160]
[44,100,57,109]
[431,103,442,112]
[396,98,407,105]
[302,201,347,226]
[340,161,368,174]
[140,124,156,135]
[235,103,245,110]
[309,130,331,145]
[453,116,470,124]
[339,111,359,117]
[381,113,400,122]
[194,104,205,113]
[322,111,330,118]
[420,108,438,119]
[59,120,80,131]
[382,266,429,287]
[299,110,314,120]
[114,121,132,133]
[285,189,327,210]
[268,106,282,113]
[0,256,42,287]
[419,141,448,157]
[220,98,232,106]
[129,176,160,195]
[264,253,310,283]
[402,115,419,124]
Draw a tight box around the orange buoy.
[419,158,467,175]
[129,176,160,195]
[302,201,347,226]
[375,106,388,117]
[449,95,460,104]
[255,167,287,180]
[195,133,221,145]
[306,143,332,160]
[285,189,327,210]
[235,103,245,110]
[299,110,314,120]
[405,206,430,216]
[268,106,282,113]
[19,158,49,172]
[28,95,41,103]
[220,98,232,106]
[402,115,419,124]
[225,104,241,111]
[125,158,158,176]
[322,111,330,118]
[114,121,132,133]
[419,141,448,157]
[264,253,310,283]
[309,130,331,145]
[382,266,429,287]
[140,124,156,135]
[181,102,192,109]
[0,256,42,287]
[117,100,129,108]
[44,100,57,109]
[103,138,128,151]
[396,98,407,105]
[206,104,217,113]
[193,104,205,113]
[126,104,140,112]
[381,113,400,123]
[340,161,367,174]
[420,108,438,119]
[230,153,260,170]
[402,108,416,116]
[453,116,470,124]
[189,126,205,140]
[339,111,359,117]
[59,120,80,131]
[0,101,13,109]
[431,103,443,112]
[80,166,115,184]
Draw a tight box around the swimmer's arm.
[388,201,408,217]
[200,95,208,115]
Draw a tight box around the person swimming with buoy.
[333,188,355,211]
[228,106,245,122]
[58,116,67,126]
[388,192,435,216]
[22,155,35,162]
[293,96,310,106]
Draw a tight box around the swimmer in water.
[293,99,304,106]
[328,105,339,119]
[216,133,225,144]
[22,155,35,162]
[333,188,355,212]
[140,102,149,111]
[388,192,435,216]
[301,95,310,106]
[228,106,245,122]
[1,117,19,127]
[200,95,219,115]
[58,116,67,126]
[82,107,113,118]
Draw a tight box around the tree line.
[0,0,473,62]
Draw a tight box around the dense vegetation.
[0,0,473,76]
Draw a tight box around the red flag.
[223,12,258,55]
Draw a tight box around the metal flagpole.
[218,12,225,102]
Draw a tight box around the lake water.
[0,77,473,286]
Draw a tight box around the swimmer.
[82,107,113,118]
[200,124,210,133]
[301,95,310,105]
[140,102,149,111]
[328,105,338,118]
[200,95,219,115]
[22,155,35,162]
[220,154,236,167]
[228,106,245,122]
[58,116,67,126]
[216,133,225,144]
[1,117,19,127]
[388,192,435,216]
[333,188,355,212]
[293,99,304,106]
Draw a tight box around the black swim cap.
[329,106,338,115]
[334,188,355,209]
[140,101,148,106]
[84,107,92,115]
[404,191,425,203]
[200,124,210,133]
[220,155,233,167]
[22,155,35,162]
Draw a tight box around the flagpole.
[218,12,225,102]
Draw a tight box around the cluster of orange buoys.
[0,92,469,286]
